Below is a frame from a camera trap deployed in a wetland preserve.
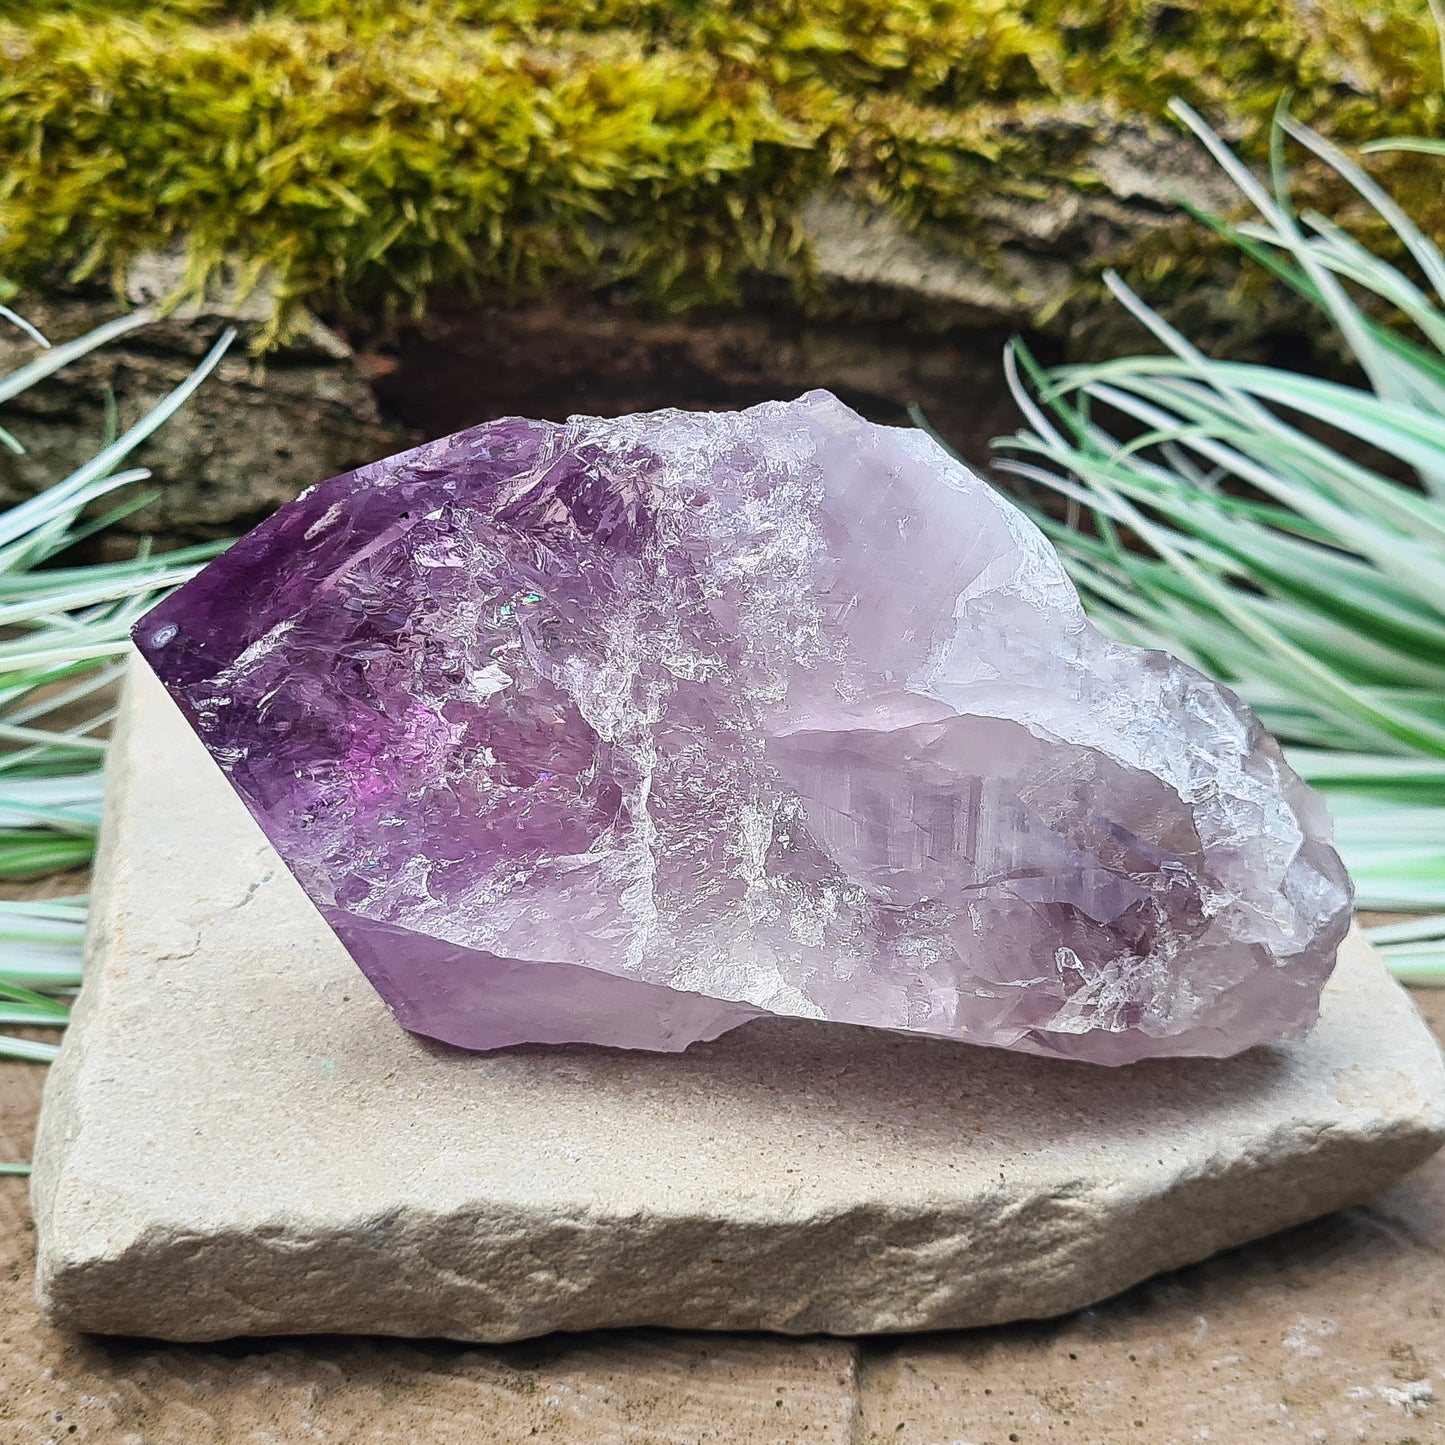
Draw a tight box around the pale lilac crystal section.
[135,391,1352,1064]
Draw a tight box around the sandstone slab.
[31,661,1445,1344]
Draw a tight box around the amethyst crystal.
[135,391,1352,1064]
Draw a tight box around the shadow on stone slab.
[423,1019,1297,1158]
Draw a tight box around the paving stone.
[29,661,1445,1344]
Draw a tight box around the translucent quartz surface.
[136,391,1351,1063]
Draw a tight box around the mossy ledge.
[2,1,1443,343]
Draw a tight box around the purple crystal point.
[135,392,1352,1064]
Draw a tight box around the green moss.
[2,1,1442,341]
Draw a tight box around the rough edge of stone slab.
[30,660,1445,1344]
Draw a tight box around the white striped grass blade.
[1361,137,1445,157]
[0,310,150,406]
[0,306,50,349]
[0,1035,60,1064]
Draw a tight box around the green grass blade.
[1360,137,1445,156]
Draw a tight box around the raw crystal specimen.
[135,391,1352,1064]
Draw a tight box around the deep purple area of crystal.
[136,391,1352,1064]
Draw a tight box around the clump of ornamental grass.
[0,304,231,1149]
[986,99,1445,984]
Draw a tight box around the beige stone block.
[30,660,1445,1343]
